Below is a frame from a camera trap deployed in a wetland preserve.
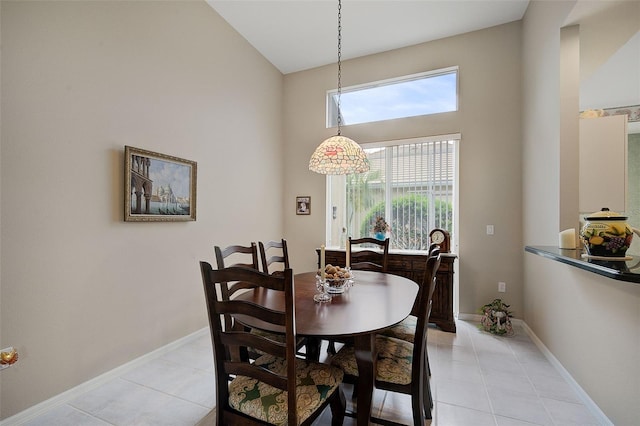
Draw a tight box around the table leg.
[304,336,321,362]
[353,333,375,426]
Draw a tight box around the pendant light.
[309,0,370,175]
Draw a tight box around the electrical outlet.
[498,281,506,292]
[486,225,494,235]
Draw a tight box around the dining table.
[235,269,419,426]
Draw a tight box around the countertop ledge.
[525,246,640,284]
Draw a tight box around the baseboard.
[456,313,612,426]
[0,327,209,426]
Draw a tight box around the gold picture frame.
[124,146,197,222]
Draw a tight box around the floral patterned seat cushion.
[228,355,344,425]
[379,315,417,343]
[331,336,413,385]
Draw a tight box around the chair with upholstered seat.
[347,236,389,272]
[258,239,311,359]
[259,239,290,276]
[215,242,308,361]
[199,263,346,425]
[379,246,441,343]
[326,236,391,355]
[378,245,441,396]
[331,253,442,424]
[214,243,260,331]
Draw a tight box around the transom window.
[327,66,458,127]
[327,135,458,251]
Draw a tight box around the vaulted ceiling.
[206,0,530,74]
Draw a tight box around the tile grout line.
[466,324,500,426]
[505,328,558,426]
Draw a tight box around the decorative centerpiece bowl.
[580,208,639,258]
[317,264,353,294]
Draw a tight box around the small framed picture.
[296,196,311,215]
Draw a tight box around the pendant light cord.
[336,0,342,136]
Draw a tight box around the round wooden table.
[236,270,419,426]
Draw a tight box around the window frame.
[326,66,459,128]
[325,134,460,253]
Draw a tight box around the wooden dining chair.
[199,263,347,425]
[326,236,391,355]
[215,242,260,270]
[214,243,260,332]
[215,243,307,360]
[331,253,442,424]
[378,246,441,401]
[379,246,441,343]
[258,239,290,275]
[348,236,389,272]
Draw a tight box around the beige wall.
[283,22,524,317]
[0,1,284,418]
[522,1,640,424]
[3,0,637,422]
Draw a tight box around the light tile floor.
[19,320,604,425]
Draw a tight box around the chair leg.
[423,356,433,418]
[412,384,427,425]
[330,387,347,426]
[424,374,433,419]
[327,339,337,355]
[305,337,321,362]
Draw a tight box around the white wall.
[0,1,284,418]
[522,1,640,424]
[283,22,524,317]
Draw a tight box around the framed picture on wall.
[296,196,311,215]
[124,146,197,222]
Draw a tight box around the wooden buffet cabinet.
[316,248,457,332]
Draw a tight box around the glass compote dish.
[315,265,353,299]
[314,275,332,303]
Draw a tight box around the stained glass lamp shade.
[309,135,370,175]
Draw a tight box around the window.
[327,67,458,127]
[327,135,458,251]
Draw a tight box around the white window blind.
[328,135,458,251]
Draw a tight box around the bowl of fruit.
[317,264,353,294]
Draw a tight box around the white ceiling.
[206,0,530,74]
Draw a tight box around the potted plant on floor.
[479,299,514,336]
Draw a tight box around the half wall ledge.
[525,246,640,284]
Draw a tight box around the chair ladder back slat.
[348,237,390,272]
[224,360,289,390]
[213,244,260,331]
[259,239,290,275]
[215,243,259,270]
